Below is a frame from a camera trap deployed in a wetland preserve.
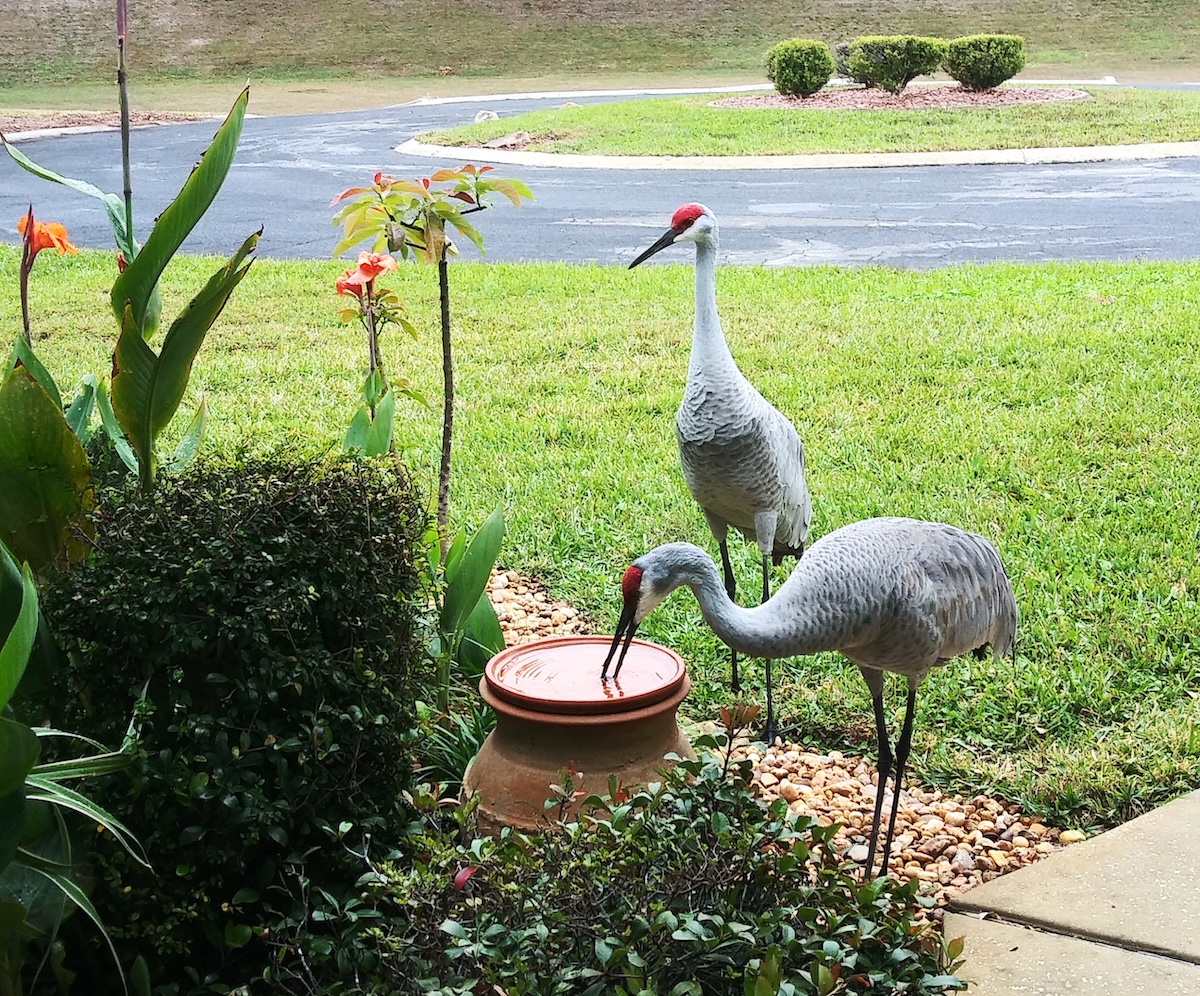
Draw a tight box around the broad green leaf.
[482,177,535,208]
[95,379,138,474]
[225,922,253,949]
[457,594,504,678]
[111,86,249,334]
[0,369,94,572]
[0,552,38,715]
[64,374,98,444]
[363,388,395,457]
[161,397,207,475]
[7,338,61,411]
[130,956,150,996]
[343,405,371,455]
[0,719,39,799]
[1,138,133,258]
[442,528,468,582]
[441,508,504,640]
[112,230,258,486]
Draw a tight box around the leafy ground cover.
[1,0,1197,98]
[5,247,1199,831]
[424,86,1200,155]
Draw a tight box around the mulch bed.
[710,85,1091,112]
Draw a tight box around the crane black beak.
[628,228,677,269]
[600,602,639,681]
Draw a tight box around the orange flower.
[335,252,397,297]
[355,251,397,280]
[18,215,77,257]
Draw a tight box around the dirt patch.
[0,109,211,136]
[711,85,1092,112]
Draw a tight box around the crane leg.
[717,539,740,693]
[760,554,780,743]
[879,685,918,873]
[862,688,894,881]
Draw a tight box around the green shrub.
[833,41,870,86]
[37,454,430,994]
[369,734,968,994]
[943,34,1026,91]
[766,38,835,97]
[847,35,948,94]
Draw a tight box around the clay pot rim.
[484,634,687,715]
[480,673,692,727]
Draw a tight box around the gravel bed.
[0,110,211,134]
[487,569,1089,911]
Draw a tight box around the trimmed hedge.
[38,454,430,993]
[847,35,947,94]
[766,38,835,98]
[944,34,1026,91]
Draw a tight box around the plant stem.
[18,212,32,346]
[363,282,380,418]
[116,0,134,251]
[437,251,453,560]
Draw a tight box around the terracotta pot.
[461,635,695,835]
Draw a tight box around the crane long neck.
[689,238,737,376]
[675,547,840,660]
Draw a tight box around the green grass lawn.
[6,246,1199,830]
[425,86,1200,156]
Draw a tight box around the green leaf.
[110,87,249,334]
[343,405,371,455]
[14,847,127,991]
[0,789,26,878]
[0,368,94,572]
[161,397,207,475]
[224,922,252,949]
[0,719,40,799]
[64,374,98,444]
[1,137,134,257]
[440,918,468,939]
[0,551,37,715]
[111,230,258,487]
[363,388,395,457]
[457,593,504,678]
[8,337,61,411]
[94,378,138,474]
[130,956,151,996]
[24,774,148,867]
[440,508,504,642]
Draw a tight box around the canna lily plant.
[331,165,532,556]
[16,209,76,348]
[336,250,423,457]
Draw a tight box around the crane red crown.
[670,203,706,232]
[621,565,644,601]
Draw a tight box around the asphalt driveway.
[3,90,1200,268]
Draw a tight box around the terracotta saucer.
[484,634,687,715]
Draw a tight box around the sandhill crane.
[629,203,812,740]
[600,516,1017,881]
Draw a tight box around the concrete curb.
[396,136,1200,171]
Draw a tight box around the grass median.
[7,245,1199,829]
[423,86,1200,156]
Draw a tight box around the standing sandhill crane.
[601,516,1017,881]
[629,203,812,739]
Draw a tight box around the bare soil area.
[711,85,1092,111]
[0,109,210,136]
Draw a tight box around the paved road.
[4,92,1200,268]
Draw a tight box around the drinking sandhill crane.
[601,516,1017,881]
[630,203,812,739]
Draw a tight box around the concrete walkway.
[945,788,1200,994]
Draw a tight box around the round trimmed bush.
[944,34,1026,91]
[766,38,835,98]
[847,35,947,94]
